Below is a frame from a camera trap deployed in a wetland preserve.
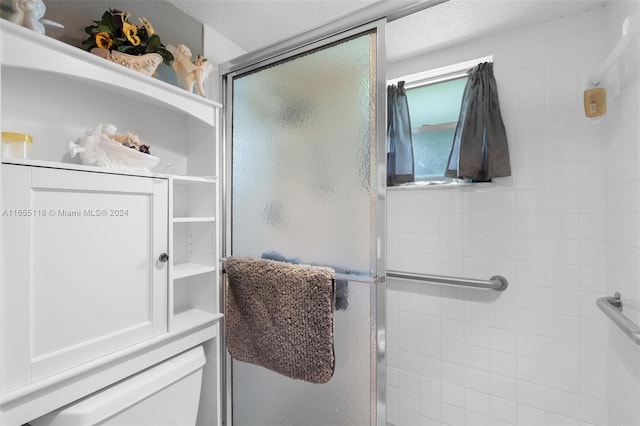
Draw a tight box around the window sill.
[387,180,495,191]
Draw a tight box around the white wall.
[202,24,246,102]
[604,1,640,425]
[386,4,615,425]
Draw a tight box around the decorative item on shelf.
[7,0,63,35]
[68,124,160,171]
[167,44,216,97]
[83,9,174,76]
[90,48,163,76]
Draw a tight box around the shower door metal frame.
[221,19,387,426]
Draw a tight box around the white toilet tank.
[31,346,206,426]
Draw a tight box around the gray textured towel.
[224,256,336,384]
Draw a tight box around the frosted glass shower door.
[226,25,384,426]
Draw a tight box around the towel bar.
[386,270,508,291]
[220,258,378,285]
[596,292,640,345]
[333,272,378,284]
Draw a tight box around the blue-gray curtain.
[387,81,414,185]
[445,62,511,181]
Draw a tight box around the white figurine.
[167,44,215,97]
[8,0,63,34]
[68,124,159,171]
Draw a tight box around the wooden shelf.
[0,20,221,126]
[1,158,219,184]
[173,263,217,280]
[172,309,223,333]
[172,216,216,223]
[1,157,158,179]
[171,175,218,184]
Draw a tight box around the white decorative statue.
[8,0,63,34]
[167,44,216,97]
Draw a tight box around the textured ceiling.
[387,0,607,61]
[169,0,378,51]
[168,0,608,61]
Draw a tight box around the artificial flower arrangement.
[82,9,174,66]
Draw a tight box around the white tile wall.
[385,3,640,425]
[604,1,640,425]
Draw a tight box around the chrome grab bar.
[386,270,508,291]
[596,292,640,345]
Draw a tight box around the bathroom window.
[390,55,492,183]
[405,77,468,180]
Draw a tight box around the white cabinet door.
[1,165,169,392]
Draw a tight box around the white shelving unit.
[169,176,220,332]
[173,263,218,280]
[0,19,222,426]
[173,216,217,223]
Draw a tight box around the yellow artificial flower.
[95,32,113,50]
[123,21,141,46]
[138,17,155,36]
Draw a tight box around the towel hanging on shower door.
[224,256,336,384]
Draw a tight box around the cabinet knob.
[159,253,169,263]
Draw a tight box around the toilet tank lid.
[31,346,206,426]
